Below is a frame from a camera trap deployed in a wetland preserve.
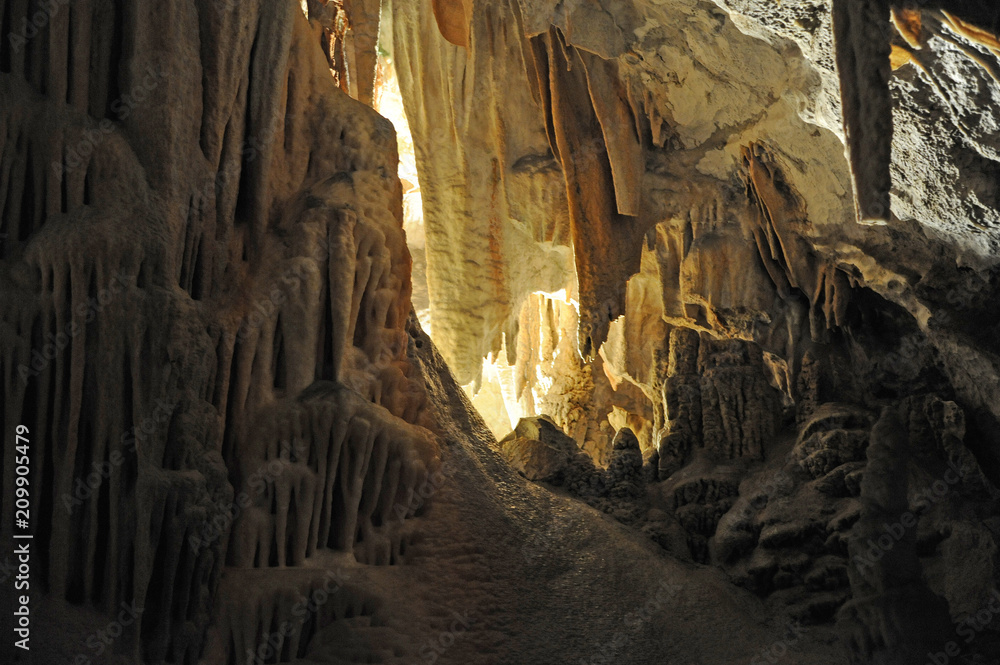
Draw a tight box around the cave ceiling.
[2,0,1000,664]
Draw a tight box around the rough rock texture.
[392,0,1000,459]
[386,0,1000,663]
[0,1,866,664]
[4,0,1000,663]
[0,1,441,662]
[497,414,592,482]
[388,0,575,385]
[658,328,781,477]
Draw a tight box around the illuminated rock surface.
[1,1,1000,664]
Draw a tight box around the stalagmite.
[4,0,1000,663]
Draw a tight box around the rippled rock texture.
[389,0,1000,663]
[0,1,439,661]
[3,0,1000,664]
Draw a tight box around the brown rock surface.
[4,0,1000,663]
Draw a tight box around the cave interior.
[2,0,1000,664]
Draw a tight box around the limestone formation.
[1,1,438,661]
[386,0,1000,662]
[3,0,1000,663]
[498,414,593,483]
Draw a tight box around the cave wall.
[391,0,1000,466]
[0,1,438,661]
[2,0,1000,663]
[388,0,1000,662]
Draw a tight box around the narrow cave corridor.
[2,1,1000,665]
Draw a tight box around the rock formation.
[386,0,1000,662]
[2,0,1000,664]
[1,1,438,661]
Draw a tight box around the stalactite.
[221,390,436,652]
[201,569,385,665]
[528,27,648,360]
[1,3,438,661]
[832,0,893,224]
[742,141,856,341]
[343,0,382,105]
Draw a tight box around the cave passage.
[2,1,1000,665]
